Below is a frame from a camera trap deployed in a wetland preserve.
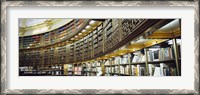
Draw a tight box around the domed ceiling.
[19,19,52,27]
[19,18,73,37]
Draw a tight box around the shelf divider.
[144,48,149,76]
[173,38,180,76]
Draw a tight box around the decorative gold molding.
[19,27,26,36]
[44,19,53,29]
[19,19,72,36]
[147,27,181,39]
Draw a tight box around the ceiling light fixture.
[78,33,82,35]
[85,25,92,29]
[89,20,96,25]
[82,30,86,33]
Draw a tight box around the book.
[153,50,159,61]
[132,54,145,63]
[96,67,102,76]
[125,65,129,75]
[153,67,161,76]
[147,50,154,61]
[160,63,168,76]
[122,55,128,64]
[114,66,118,73]
[139,67,146,76]
[105,60,110,65]
[136,65,140,76]
[148,47,174,62]
[170,67,177,76]
[140,54,146,62]
[132,55,139,63]
[111,67,115,73]
[149,63,177,76]
[163,67,170,76]
[131,65,136,76]
[148,64,155,76]
[114,57,122,64]
[105,20,113,37]
[119,66,124,74]
[105,67,110,74]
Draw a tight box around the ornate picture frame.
[1,1,199,94]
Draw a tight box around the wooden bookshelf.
[19,19,181,76]
[19,19,90,50]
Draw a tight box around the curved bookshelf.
[19,19,181,76]
[19,19,90,50]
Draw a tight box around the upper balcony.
[19,19,102,49]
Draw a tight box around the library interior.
[19,19,181,76]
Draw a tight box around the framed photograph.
[1,0,199,94]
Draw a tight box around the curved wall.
[19,19,74,37]
[19,19,176,66]
[19,19,90,49]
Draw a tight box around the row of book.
[68,19,122,61]
[148,63,177,76]
[19,50,41,65]
[20,45,69,65]
[103,46,175,66]
[19,62,177,76]
[19,65,65,76]
[147,47,174,62]
[19,46,174,66]
[47,65,64,75]
[63,63,103,76]
[21,19,147,62]
[105,65,129,75]
[74,67,82,75]
[104,63,177,76]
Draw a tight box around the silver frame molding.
[1,1,199,95]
